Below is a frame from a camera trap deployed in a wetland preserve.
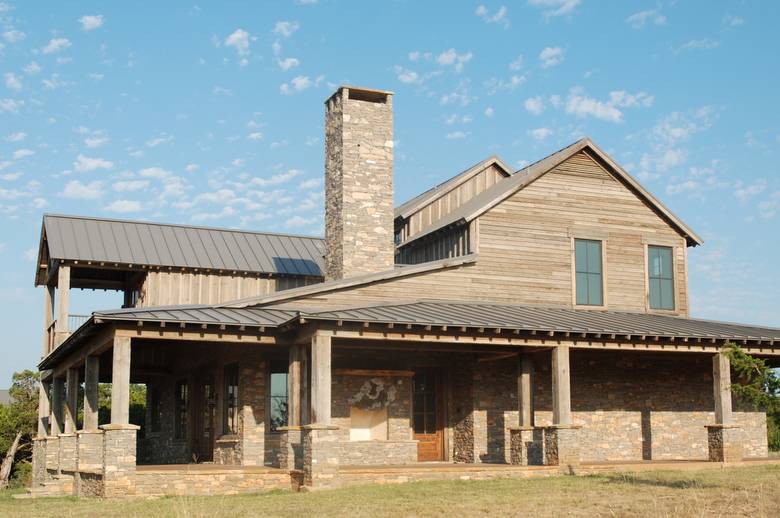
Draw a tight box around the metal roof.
[92,305,299,327]
[39,214,325,281]
[394,156,512,220]
[398,139,703,249]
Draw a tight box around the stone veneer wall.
[239,358,266,466]
[330,374,416,465]
[473,362,518,464]
[137,378,189,465]
[450,361,475,463]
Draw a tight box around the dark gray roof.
[0,390,11,405]
[394,156,511,220]
[399,139,703,248]
[93,305,299,327]
[40,214,325,279]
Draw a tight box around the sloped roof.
[92,304,299,327]
[398,138,704,248]
[37,214,325,283]
[394,156,512,220]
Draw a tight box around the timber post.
[510,353,543,465]
[544,345,581,471]
[706,351,743,462]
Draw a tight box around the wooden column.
[301,344,310,425]
[64,368,79,433]
[310,333,332,425]
[288,345,303,427]
[551,345,572,426]
[713,352,733,425]
[83,355,100,430]
[518,353,535,427]
[110,336,132,425]
[37,380,51,437]
[54,265,70,347]
[42,285,54,356]
[50,377,64,435]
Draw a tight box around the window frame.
[267,361,289,433]
[174,379,188,440]
[222,363,239,436]
[571,236,607,308]
[644,242,678,313]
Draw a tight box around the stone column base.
[543,425,581,473]
[31,437,48,486]
[706,424,743,463]
[100,424,139,498]
[77,430,104,471]
[44,436,60,474]
[302,424,340,491]
[278,426,304,470]
[508,427,544,466]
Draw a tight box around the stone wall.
[450,361,475,463]
[240,359,266,466]
[132,469,291,496]
[137,378,189,465]
[473,362,518,464]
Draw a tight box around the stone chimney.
[324,86,394,281]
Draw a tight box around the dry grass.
[2,465,779,517]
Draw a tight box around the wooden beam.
[713,351,733,425]
[110,336,131,425]
[287,344,303,427]
[64,368,79,434]
[310,332,332,425]
[552,345,572,426]
[55,265,70,346]
[518,353,534,428]
[333,368,415,377]
[83,355,100,431]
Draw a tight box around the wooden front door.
[192,372,216,462]
[413,371,444,462]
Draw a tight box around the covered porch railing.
[45,314,90,354]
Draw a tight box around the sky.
[1,1,779,386]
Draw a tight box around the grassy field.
[2,465,779,517]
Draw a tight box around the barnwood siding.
[398,164,505,243]
[269,151,688,314]
[139,271,315,307]
[395,225,471,265]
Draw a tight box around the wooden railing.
[45,314,91,355]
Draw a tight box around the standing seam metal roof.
[40,214,325,279]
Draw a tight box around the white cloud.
[484,107,494,118]
[31,197,48,209]
[139,167,190,200]
[394,66,419,84]
[84,135,108,148]
[443,114,472,125]
[280,75,323,95]
[273,21,299,38]
[61,180,103,200]
[625,10,666,29]
[408,51,421,62]
[524,96,545,115]
[440,80,473,106]
[445,131,468,140]
[104,199,141,213]
[758,191,780,219]
[665,180,698,195]
[185,164,199,173]
[1,172,22,181]
[247,132,264,141]
[213,85,233,96]
[277,57,299,70]
[723,14,745,28]
[609,90,654,108]
[225,28,251,58]
[475,5,510,29]
[560,88,653,123]
[13,148,34,159]
[5,131,27,142]
[483,75,526,94]
[509,55,523,71]
[146,133,174,147]
[527,0,581,18]
[285,215,318,228]
[530,127,553,141]
[734,180,767,203]
[2,29,25,43]
[42,73,71,90]
[42,38,71,54]
[113,179,149,192]
[437,48,473,73]
[88,72,104,81]
[73,154,114,172]
[4,73,21,91]
[675,39,719,53]
[24,62,41,75]
[299,178,322,189]
[78,15,104,31]
[251,169,302,187]
[539,46,564,68]
[0,98,24,113]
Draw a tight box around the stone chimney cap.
[325,85,395,104]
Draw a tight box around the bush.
[9,461,31,489]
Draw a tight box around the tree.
[0,370,40,487]
[724,343,780,451]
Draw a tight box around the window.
[174,380,188,440]
[648,245,675,310]
[149,386,162,433]
[574,239,603,306]
[269,361,288,432]
[223,364,239,435]
[413,372,437,435]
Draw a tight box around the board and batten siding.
[397,164,506,243]
[138,270,317,307]
[271,150,689,315]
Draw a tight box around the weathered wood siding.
[271,150,689,315]
[395,225,471,265]
[139,271,317,307]
[398,164,505,243]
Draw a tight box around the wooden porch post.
[50,377,64,435]
[712,352,733,425]
[518,353,535,427]
[551,345,572,426]
[83,355,100,430]
[64,368,79,433]
[310,332,332,425]
[110,336,132,425]
[42,285,54,356]
[37,379,51,437]
[54,265,70,347]
[288,345,303,427]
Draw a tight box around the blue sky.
[1,1,779,386]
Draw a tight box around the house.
[30,86,780,497]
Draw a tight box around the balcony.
[45,314,90,355]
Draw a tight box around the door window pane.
[269,361,288,431]
[575,239,603,306]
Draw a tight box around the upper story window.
[648,245,675,310]
[574,239,603,306]
[269,361,288,432]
